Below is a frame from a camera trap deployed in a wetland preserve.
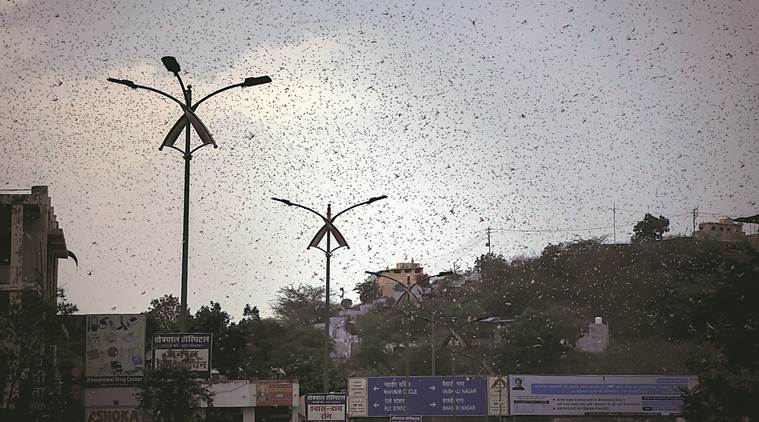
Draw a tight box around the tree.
[0,288,78,420]
[146,294,182,337]
[138,367,214,422]
[354,276,380,304]
[683,251,759,421]
[189,302,242,378]
[272,284,335,326]
[632,213,670,241]
[491,308,579,373]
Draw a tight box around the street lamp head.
[161,56,181,74]
[243,76,272,87]
[106,78,137,89]
[271,197,293,206]
[435,271,454,277]
[365,271,380,277]
[366,195,388,204]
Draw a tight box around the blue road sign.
[367,376,487,417]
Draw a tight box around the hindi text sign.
[152,333,212,377]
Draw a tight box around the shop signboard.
[85,314,146,386]
[306,393,347,422]
[152,333,212,376]
[256,382,294,406]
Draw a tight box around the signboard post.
[85,314,146,386]
[306,393,347,422]
[508,375,698,416]
[152,333,212,377]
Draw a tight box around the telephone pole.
[692,207,699,234]
[612,202,616,243]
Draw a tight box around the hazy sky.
[2,0,757,318]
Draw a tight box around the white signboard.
[85,314,146,386]
[347,377,368,417]
[348,397,368,417]
[508,375,697,416]
[487,376,508,416]
[348,377,367,397]
[306,394,347,421]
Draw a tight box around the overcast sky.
[2,0,757,318]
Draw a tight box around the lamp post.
[108,57,271,330]
[366,270,452,416]
[272,195,387,392]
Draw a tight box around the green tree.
[492,308,579,373]
[632,213,670,241]
[190,302,243,378]
[138,367,214,422]
[354,275,380,304]
[272,284,335,327]
[0,288,78,420]
[146,294,182,337]
[683,251,759,421]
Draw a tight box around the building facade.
[693,218,747,243]
[0,186,69,309]
[377,262,424,298]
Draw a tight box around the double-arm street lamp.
[108,56,271,329]
[272,195,387,392]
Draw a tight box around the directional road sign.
[366,376,487,417]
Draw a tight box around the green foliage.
[272,284,336,326]
[0,288,79,420]
[189,302,242,378]
[138,367,214,422]
[146,294,182,337]
[683,248,759,421]
[354,275,380,304]
[632,213,670,241]
[491,307,579,373]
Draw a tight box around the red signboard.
[256,382,293,406]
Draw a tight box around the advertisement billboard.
[508,375,697,416]
[306,393,347,422]
[85,314,146,386]
[256,382,294,406]
[152,333,212,376]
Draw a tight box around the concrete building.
[377,262,424,298]
[0,186,71,412]
[0,186,69,308]
[83,380,300,422]
[693,218,747,243]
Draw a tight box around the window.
[0,291,9,315]
[0,206,10,265]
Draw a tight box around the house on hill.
[693,218,748,243]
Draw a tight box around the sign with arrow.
[366,376,488,417]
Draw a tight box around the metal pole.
[180,85,192,331]
[323,204,332,393]
[405,276,411,416]
[430,310,435,376]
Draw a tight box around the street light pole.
[108,57,271,330]
[273,195,387,392]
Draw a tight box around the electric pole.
[486,227,492,254]
[612,202,616,243]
